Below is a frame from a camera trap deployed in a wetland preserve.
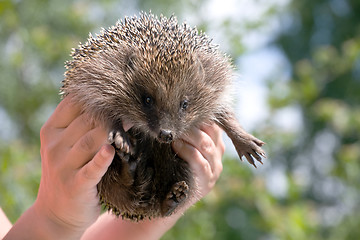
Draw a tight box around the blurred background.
[0,0,359,239]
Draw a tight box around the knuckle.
[40,134,59,162]
[40,124,50,142]
[82,157,105,181]
[79,134,95,152]
[81,114,94,128]
[219,141,226,155]
[198,159,211,174]
[207,180,216,190]
[189,146,202,161]
[40,146,48,162]
[216,162,223,176]
[219,161,224,172]
[45,143,57,156]
[199,139,214,156]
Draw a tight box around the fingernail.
[122,118,134,132]
[101,144,114,158]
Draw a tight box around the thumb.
[78,144,115,187]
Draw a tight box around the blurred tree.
[267,0,360,239]
[0,0,98,222]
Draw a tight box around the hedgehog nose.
[159,129,173,143]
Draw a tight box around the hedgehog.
[61,12,266,221]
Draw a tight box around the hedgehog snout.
[158,129,173,143]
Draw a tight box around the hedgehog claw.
[235,134,266,168]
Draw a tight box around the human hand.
[173,122,225,206]
[34,96,115,238]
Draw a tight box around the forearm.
[81,207,187,240]
[4,204,85,240]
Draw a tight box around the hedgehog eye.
[144,96,153,106]
[180,100,189,110]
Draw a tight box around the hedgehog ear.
[194,57,205,82]
[125,53,137,72]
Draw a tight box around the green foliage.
[0,140,40,223]
[267,0,360,238]
[0,0,95,221]
[1,0,359,239]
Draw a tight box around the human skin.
[3,95,224,240]
[0,208,12,238]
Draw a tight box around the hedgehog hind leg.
[216,111,266,167]
[161,181,189,216]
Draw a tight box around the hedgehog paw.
[161,181,189,216]
[235,133,266,168]
[108,129,132,154]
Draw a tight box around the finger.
[77,144,115,188]
[181,128,217,171]
[199,122,219,142]
[193,125,224,178]
[172,140,212,177]
[200,123,225,155]
[68,126,109,169]
[46,95,82,129]
[62,113,95,147]
[173,140,220,197]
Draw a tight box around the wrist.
[32,200,87,240]
[4,204,85,240]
